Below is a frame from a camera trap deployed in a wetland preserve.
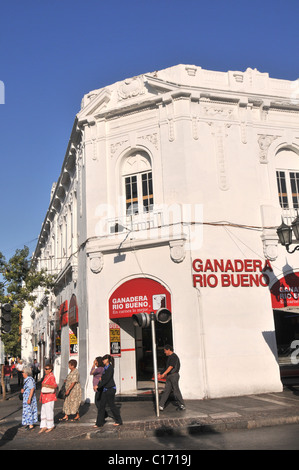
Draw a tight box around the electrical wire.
[29,219,279,264]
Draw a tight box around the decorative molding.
[72,265,78,283]
[240,122,247,144]
[185,66,197,76]
[89,252,104,274]
[238,100,249,144]
[261,233,278,261]
[209,123,230,191]
[192,116,199,140]
[258,134,279,163]
[263,243,278,261]
[169,240,185,263]
[77,88,111,124]
[168,118,175,142]
[91,139,97,160]
[138,132,158,149]
[117,76,145,101]
[260,205,280,261]
[233,73,244,83]
[202,105,234,119]
[111,140,129,157]
[77,142,84,217]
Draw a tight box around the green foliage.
[0,246,56,357]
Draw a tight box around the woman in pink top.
[90,356,104,409]
[39,364,57,433]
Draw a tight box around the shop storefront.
[271,272,299,376]
[109,278,172,385]
[69,294,79,356]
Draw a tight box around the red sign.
[69,294,78,325]
[109,278,171,319]
[271,272,299,309]
[60,301,68,327]
[192,258,272,288]
[110,323,121,357]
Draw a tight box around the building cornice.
[33,118,81,259]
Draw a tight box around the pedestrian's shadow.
[0,424,20,448]
[79,401,90,418]
[54,401,91,423]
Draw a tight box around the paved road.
[1,423,299,451]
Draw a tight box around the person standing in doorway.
[158,345,186,411]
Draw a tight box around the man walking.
[158,345,186,411]
[31,359,40,382]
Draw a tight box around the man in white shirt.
[16,359,24,387]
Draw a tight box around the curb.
[246,415,299,429]
[77,414,299,440]
[2,411,299,442]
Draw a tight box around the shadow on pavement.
[54,400,91,423]
[0,424,21,448]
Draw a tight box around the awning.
[274,307,299,316]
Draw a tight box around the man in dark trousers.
[158,345,186,411]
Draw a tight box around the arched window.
[276,148,299,209]
[122,151,154,216]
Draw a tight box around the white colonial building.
[22,64,299,401]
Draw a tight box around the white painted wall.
[29,64,299,401]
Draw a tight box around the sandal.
[59,416,68,422]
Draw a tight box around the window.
[142,172,154,212]
[125,174,138,215]
[290,172,299,209]
[276,170,299,209]
[275,148,299,211]
[125,171,153,215]
[276,171,288,208]
[122,152,154,216]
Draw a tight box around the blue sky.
[0,0,298,261]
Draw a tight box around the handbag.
[41,373,55,394]
[41,386,53,393]
[57,383,66,399]
[19,392,23,401]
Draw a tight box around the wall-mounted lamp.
[277,214,299,253]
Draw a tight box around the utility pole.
[1,367,5,401]
[132,308,172,418]
[0,332,5,401]
[150,312,160,417]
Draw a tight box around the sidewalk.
[1,377,299,442]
